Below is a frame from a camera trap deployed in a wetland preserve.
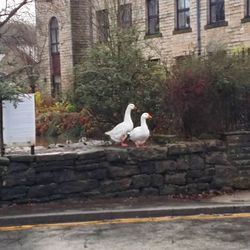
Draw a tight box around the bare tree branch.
[0,0,32,29]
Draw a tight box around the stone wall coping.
[4,140,225,161]
[222,131,250,136]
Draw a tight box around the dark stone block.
[115,189,140,198]
[205,140,225,152]
[165,173,186,185]
[142,187,159,195]
[176,158,189,170]
[0,157,10,166]
[167,144,188,155]
[155,161,176,173]
[75,162,109,171]
[35,160,74,172]
[233,176,250,189]
[205,168,216,176]
[197,183,210,191]
[132,174,151,188]
[160,185,177,195]
[139,162,155,174]
[206,152,230,165]
[27,183,58,198]
[35,171,54,184]
[106,149,128,163]
[108,166,139,178]
[196,176,213,183]
[1,185,28,200]
[215,165,237,180]
[53,170,78,183]
[151,174,164,187]
[187,170,204,179]
[58,180,98,194]
[211,178,225,189]
[128,147,168,161]
[77,150,106,160]
[100,178,132,193]
[8,155,35,163]
[8,162,30,173]
[187,184,198,194]
[86,169,107,180]
[3,168,36,187]
[45,160,74,167]
[189,155,205,169]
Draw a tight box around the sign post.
[3,94,36,154]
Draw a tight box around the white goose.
[128,112,152,148]
[105,103,136,147]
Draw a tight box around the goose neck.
[141,117,148,128]
[124,107,132,122]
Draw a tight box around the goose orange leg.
[120,135,128,147]
[135,143,145,148]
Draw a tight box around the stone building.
[36,0,250,96]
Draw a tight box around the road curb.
[1,203,250,227]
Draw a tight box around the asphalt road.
[0,214,250,250]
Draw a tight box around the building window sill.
[173,27,192,35]
[204,21,228,30]
[144,33,163,39]
[241,16,250,23]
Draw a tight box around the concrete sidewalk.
[0,191,250,227]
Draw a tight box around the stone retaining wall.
[1,134,250,204]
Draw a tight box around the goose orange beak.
[148,114,152,119]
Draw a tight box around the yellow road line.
[1,213,250,232]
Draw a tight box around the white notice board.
[3,94,36,147]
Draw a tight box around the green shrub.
[74,27,166,130]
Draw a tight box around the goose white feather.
[105,103,136,146]
[128,112,152,147]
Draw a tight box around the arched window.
[50,17,59,54]
[49,17,61,97]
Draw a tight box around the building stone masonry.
[36,0,250,95]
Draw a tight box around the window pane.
[211,5,217,23]
[248,0,250,16]
[147,0,159,34]
[51,29,57,44]
[148,17,159,34]
[119,4,132,28]
[148,0,158,16]
[178,0,190,9]
[96,10,109,41]
[217,0,225,21]
[50,17,59,53]
[178,11,190,28]
[50,17,58,29]
[51,45,57,53]
[210,0,224,23]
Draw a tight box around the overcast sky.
[0,0,35,23]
